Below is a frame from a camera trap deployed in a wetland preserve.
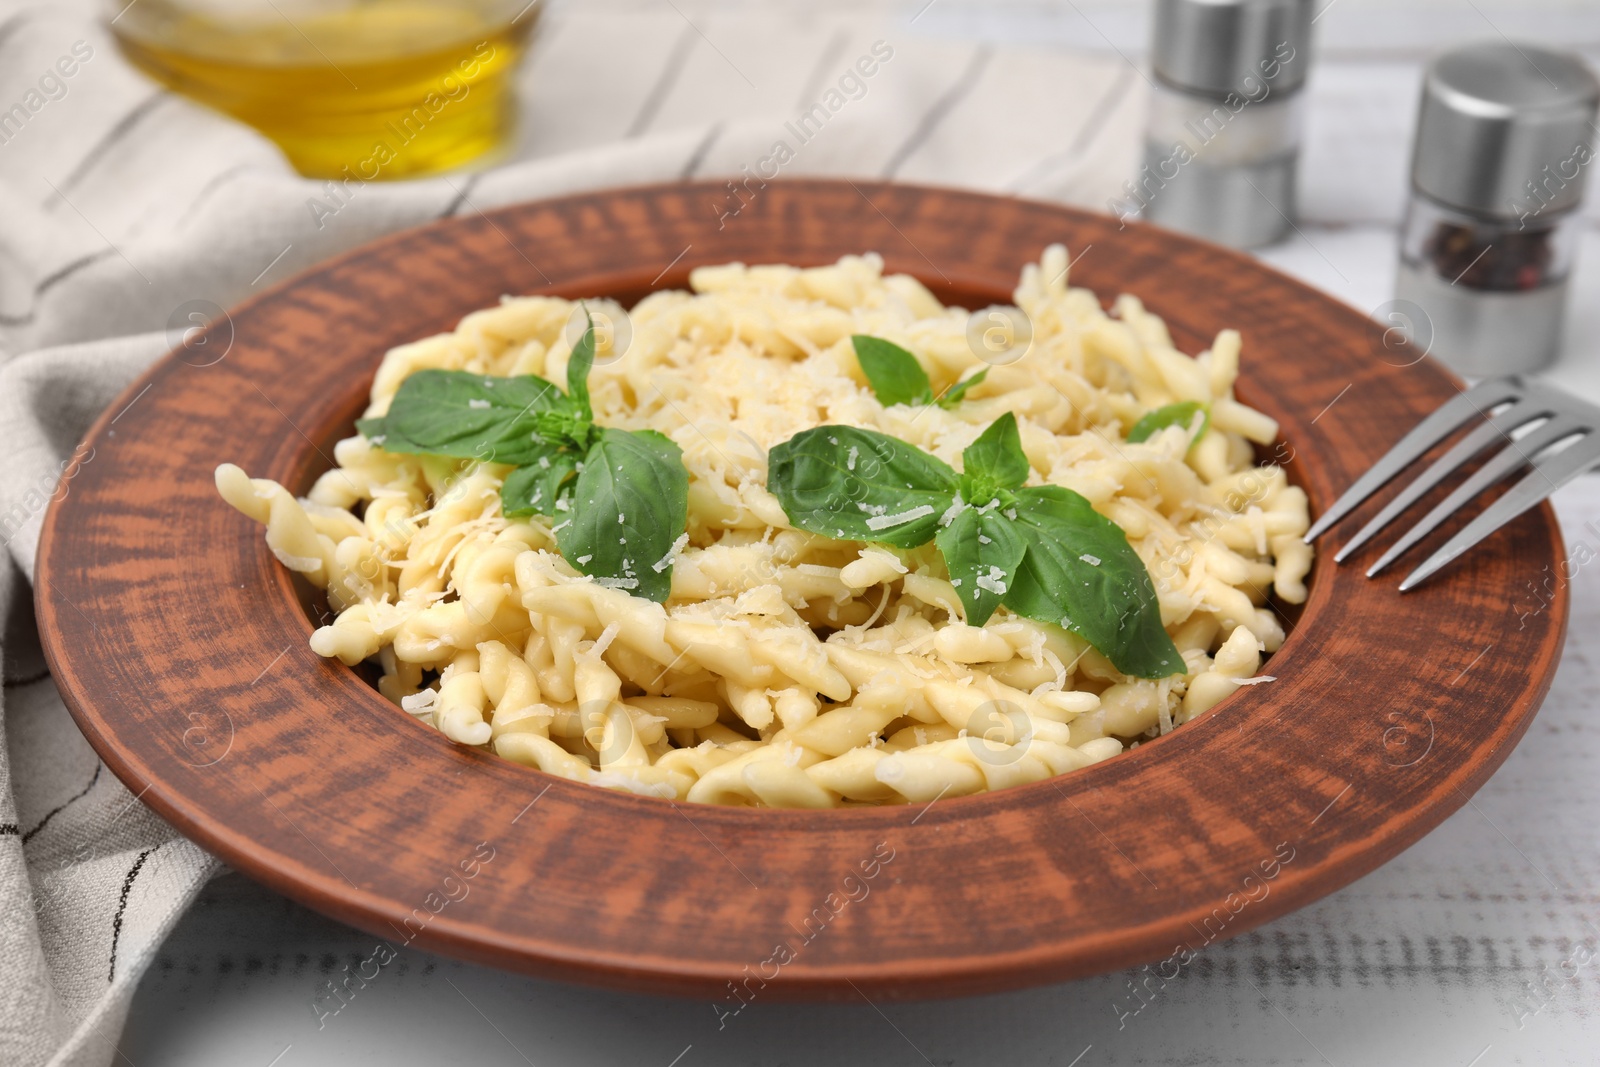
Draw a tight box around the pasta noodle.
[217,247,1310,806]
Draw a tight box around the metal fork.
[1304,376,1600,590]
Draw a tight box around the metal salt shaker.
[1136,0,1316,248]
[1395,42,1599,376]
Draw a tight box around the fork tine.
[1399,430,1600,591]
[1365,415,1583,575]
[1304,378,1525,541]
[1334,409,1541,562]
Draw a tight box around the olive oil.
[110,1,535,179]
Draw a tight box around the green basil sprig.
[1127,400,1209,446]
[852,335,987,409]
[354,372,565,463]
[767,413,1183,678]
[358,311,688,602]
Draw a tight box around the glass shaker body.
[1140,78,1305,248]
[1396,42,1598,376]
[1395,194,1581,375]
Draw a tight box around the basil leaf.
[354,415,429,454]
[960,413,1029,497]
[559,427,688,603]
[380,369,570,464]
[1002,486,1183,679]
[567,309,596,419]
[1127,401,1208,445]
[501,450,581,518]
[853,335,934,408]
[936,504,1028,626]
[938,368,988,408]
[768,425,958,548]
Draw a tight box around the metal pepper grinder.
[1396,42,1599,376]
[1138,0,1316,248]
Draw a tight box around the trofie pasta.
[216,247,1311,807]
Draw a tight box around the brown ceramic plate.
[35,180,1566,1000]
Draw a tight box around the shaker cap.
[1411,42,1600,218]
[1151,0,1315,98]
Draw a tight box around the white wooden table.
[116,2,1600,1063]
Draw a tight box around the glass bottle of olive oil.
[109,0,537,179]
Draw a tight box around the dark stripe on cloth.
[794,27,850,111]
[109,847,158,981]
[24,763,103,843]
[678,121,724,180]
[0,247,120,327]
[51,91,171,199]
[626,24,698,139]
[182,163,259,224]
[437,171,484,219]
[3,667,55,688]
[1003,64,1136,193]
[0,11,34,53]
[880,45,993,180]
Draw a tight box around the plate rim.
[34,178,1569,999]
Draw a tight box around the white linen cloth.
[2,0,1597,1065]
